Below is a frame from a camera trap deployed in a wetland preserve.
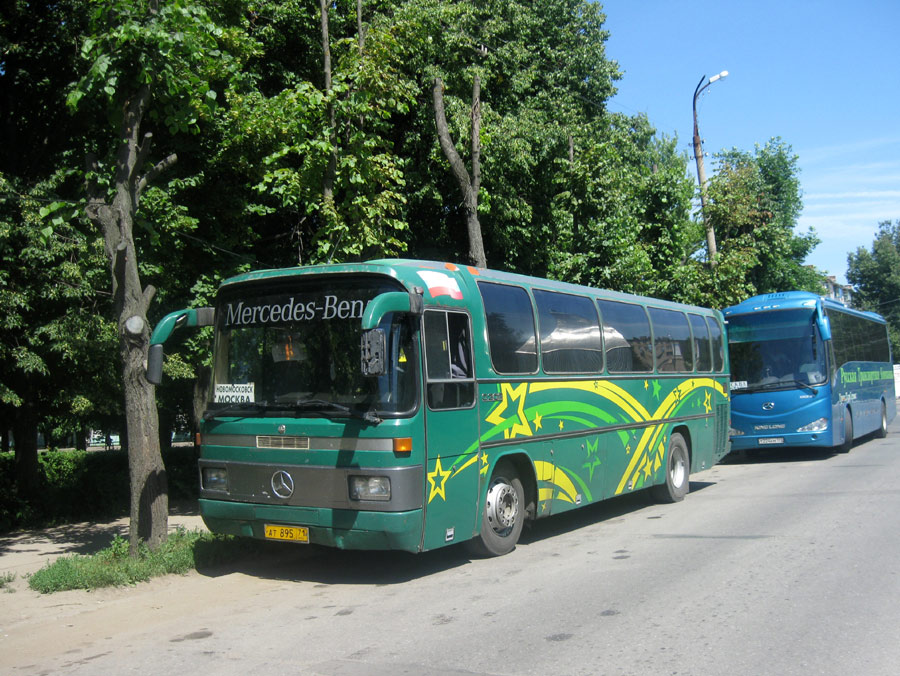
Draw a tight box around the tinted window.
[689,314,712,372]
[829,309,891,364]
[707,316,725,372]
[649,308,693,373]
[534,289,603,374]
[424,310,475,409]
[479,282,538,374]
[596,300,653,373]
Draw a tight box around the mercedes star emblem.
[271,470,295,499]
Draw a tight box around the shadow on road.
[193,484,719,586]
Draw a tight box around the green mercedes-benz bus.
[149,260,730,556]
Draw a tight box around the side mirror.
[146,306,215,385]
[361,290,424,330]
[361,329,386,376]
[147,344,165,385]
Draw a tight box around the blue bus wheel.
[837,413,853,453]
[467,461,524,557]
[651,433,690,503]
[877,402,888,439]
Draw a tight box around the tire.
[466,461,525,557]
[650,432,690,503]
[876,402,888,439]
[837,411,853,453]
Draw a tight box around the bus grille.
[256,435,310,450]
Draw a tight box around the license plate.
[758,437,784,445]
[264,524,309,543]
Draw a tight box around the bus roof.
[723,290,886,325]
[218,259,721,317]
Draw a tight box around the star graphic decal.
[652,380,662,400]
[427,456,452,503]
[485,382,533,439]
[703,391,712,414]
[533,412,543,430]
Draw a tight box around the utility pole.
[693,70,728,264]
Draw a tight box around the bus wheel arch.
[467,453,531,557]
[650,429,690,503]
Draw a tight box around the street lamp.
[692,70,728,263]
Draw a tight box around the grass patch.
[28,528,254,593]
[1,571,15,592]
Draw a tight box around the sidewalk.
[0,506,208,581]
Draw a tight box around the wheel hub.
[486,478,519,532]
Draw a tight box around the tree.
[704,138,823,302]
[68,0,249,552]
[433,76,486,267]
[847,220,900,358]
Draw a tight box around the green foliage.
[705,138,823,302]
[0,447,200,532]
[847,220,900,359]
[27,527,246,593]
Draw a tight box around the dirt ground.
[0,507,212,669]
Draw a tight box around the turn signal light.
[393,437,413,454]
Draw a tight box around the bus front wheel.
[651,433,690,503]
[467,461,524,557]
[837,412,853,453]
[876,402,888,439]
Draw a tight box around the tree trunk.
[11,403,40,499]
[320,0,336,207]
[432,77,486,268]
[85,84,172,553]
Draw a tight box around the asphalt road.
[3,419,900,675]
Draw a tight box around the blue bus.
[724,291,895,452]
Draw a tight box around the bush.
[0,446,200,533]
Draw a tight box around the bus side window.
[478,282,538,374]
[534,289,603,374]
[424,310,475,410]
[689,313,712,372]
[648,308,693,373]
[706,316,725,372]
[596,299,653,373]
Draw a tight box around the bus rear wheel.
[651,433,690,503]
[467,461,524,557]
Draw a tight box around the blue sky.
[600,0,900,284]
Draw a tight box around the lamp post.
[692,70,728,263]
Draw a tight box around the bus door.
[421,309,480,551]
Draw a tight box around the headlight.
[202,467,228,491]
[729,427,744,437]
[349,475,391,501]
[797,417,828,433]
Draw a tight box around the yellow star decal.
[427,456,452,503]
[703,391,712,414]
[485,382,533,439]
[480,452,489,476]
[558,419,565,431]
[533,412,543,430]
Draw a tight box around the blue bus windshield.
[727,309,827,393]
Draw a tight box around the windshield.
[728,309,827,393]
[208,276,417,419]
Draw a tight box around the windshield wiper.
[283,398,382,425]
[204,401,269,420]
[742,380,818,394]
